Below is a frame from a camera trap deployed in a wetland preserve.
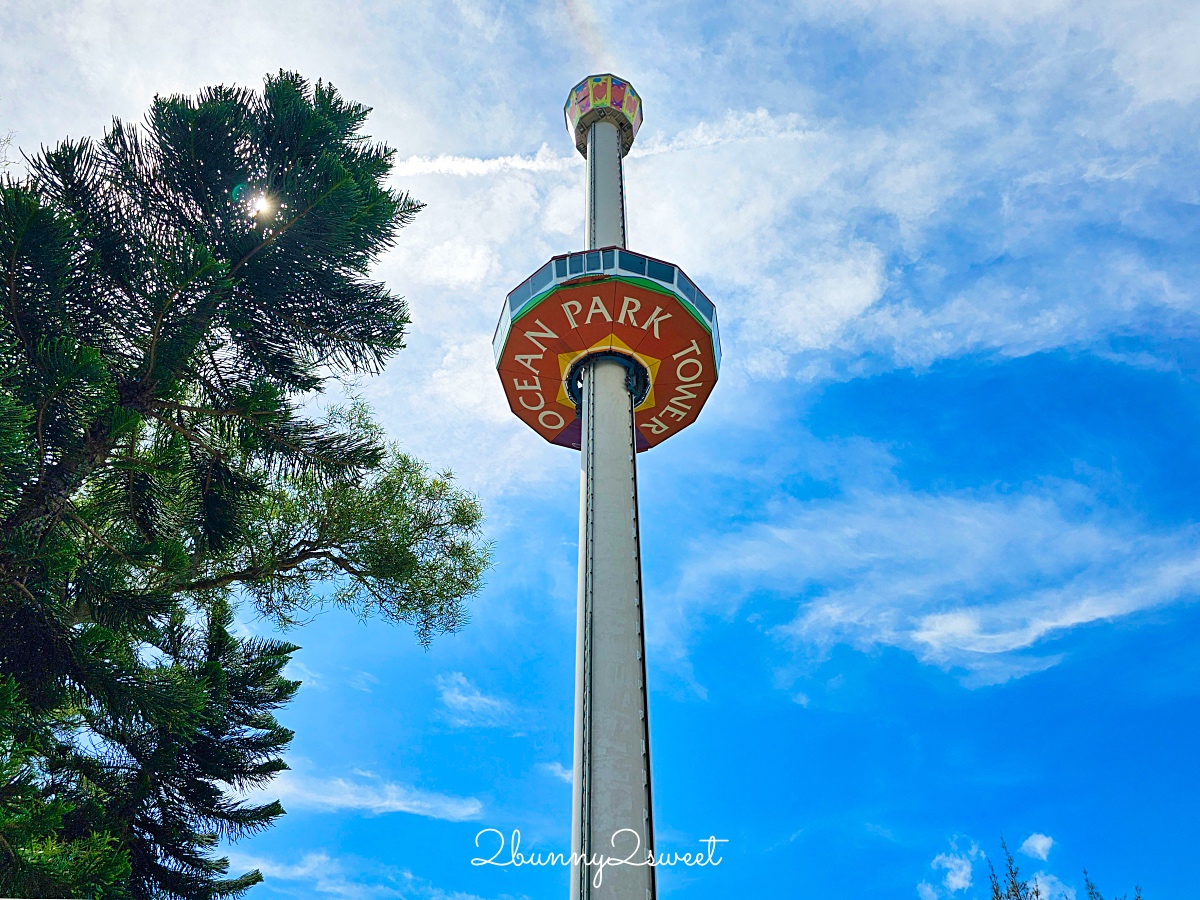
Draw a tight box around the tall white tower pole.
[584,118,627,249]
[496,72,719,898]
[570,113,657,900]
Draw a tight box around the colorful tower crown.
[564,74,644,157]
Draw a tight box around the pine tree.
[988,842,1143,900]
[1,677,131,898]
[0,72,490,898]
[989,842,1044,900]
[1084,870,1143,900]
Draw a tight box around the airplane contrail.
[393,111,814,178]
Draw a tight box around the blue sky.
[4,1,1200,897]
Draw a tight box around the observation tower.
[493,75,720,899]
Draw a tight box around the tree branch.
[181,547,366,595]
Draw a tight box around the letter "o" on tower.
[676,358,703,381]
[539,410,566,429]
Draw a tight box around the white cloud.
[1021,833,1055,861]
[423,337,513,428]
[542,182,585,236]
[932,851,974,892]
[129,71,1192,497]
[537,761,573,783]
[654,481,1200,682]
[1101,4,1200,105]
[384,82,1200,481]
[263,769,482,821]
[226,849,494,900]
[799,0,1200,106]
[3,0,1199,509]
[235,851,331,881]
[0,0,553,162]
[857,250,1195,370]
[918,840,981,897]
[436,672,515,728]
[1032,871,1077,900]
[741,245,886,374]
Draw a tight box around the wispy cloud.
[283,661,324,690]
[816,0,1200,107]
[225,849,496,900]
[393,145,574,177]
[360,19,1200,495]
[5,0,1199,517]
[537,761,573,784]
[436,672,515,728]
[350,671,380,693]
[264,770,482,821]
[656,482,1200,683]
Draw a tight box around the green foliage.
[0,73,489,898]
[213,403,489,640]
[1,678,131,899]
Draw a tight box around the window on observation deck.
[555,258,568,278]
[530,262,553,294]
[509,279,531,308]
[569,254,584,274]
[677,272,696,302]
[618,250,645,275]
[586,251,601,271]
[646,258,674,284]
